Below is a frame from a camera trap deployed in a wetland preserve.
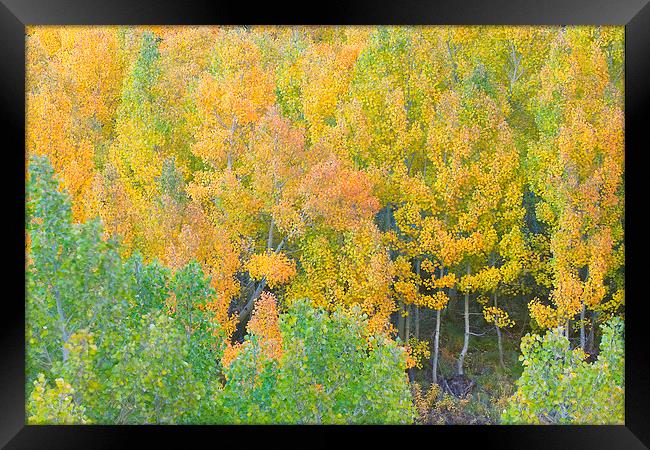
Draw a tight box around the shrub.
[502,317,624,424]
[217,299,415,424]
[28,374,89,424]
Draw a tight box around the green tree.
[217,300,414,424]
[502,317,624,424]
[26,155,222,424]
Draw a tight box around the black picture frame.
[2,1,648,448]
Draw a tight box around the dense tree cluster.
[26,26,624,424]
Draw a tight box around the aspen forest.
[25,25,625,425]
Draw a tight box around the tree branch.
[237,237,287,324]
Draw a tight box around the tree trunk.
[54,285,69,362]
[238,279,267,324]
[432,308,441,384]
[494,290,505,370]
[397,307,404,340]
[405,304,411,341]
[384,204,391,232]
[238,237,286,324]
[496,325,505,370]
[588,311,596,353]
[446,286,457,320]
[457,263,471,376]
[186,296,193,347]
[432,265,445,384]
[267,217,274,251]
[580,301,586,350]
[226,114,237,170]
[414,259,421,340]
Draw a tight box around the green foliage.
[125,31,161,105]
[27,155,129,381]
[217,300,415,424]
[103,313,208,424]
[26,155,221,424]
[170,261,224,379]
[158,156,188,205]
[502,317,624,424]
[274,34,306,123]
[26,26,626,426]
[28,374,90,424]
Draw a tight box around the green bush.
[217,300,415,424]
[502,317,624,424]
[26,155,221,424]
[27,374,90,424]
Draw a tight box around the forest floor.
[406,295,526,424]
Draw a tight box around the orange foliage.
[221,292,283,372]
[246,252,297,288]
[299,157,381,231]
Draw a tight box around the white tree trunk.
[432,308,441,384]
[457,263,471,376]
[494,291,505,370]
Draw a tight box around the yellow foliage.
[483,306,515,328]
[419,291,449,311]
[246,252,297,288]
[405,338,431,369]
[25,26,624,378]
[528,298,559,329]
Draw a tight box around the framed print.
[2,0,649,448]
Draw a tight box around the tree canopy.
[26,25,624,425]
